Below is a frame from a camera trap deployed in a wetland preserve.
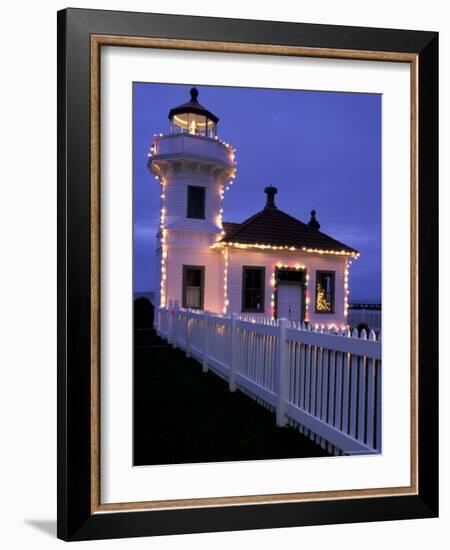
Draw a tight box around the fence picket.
[320,348,329,449]
[172,306,179,348]
[349,353,359,439]
[357,330,368,442]
[305,344,311,412]
[202,312,209,372]
[348,328,359,439]
[342,352,350,434]
[375,360,382,452]
[310,346,317,415]
[229,313,238,391]
[334,351,343,432]
[366,331,377,447]
[315,345,322,444]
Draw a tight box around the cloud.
[134,221,157,241]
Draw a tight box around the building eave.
[211,240,360,257]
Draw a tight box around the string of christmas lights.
[305,272,310,322]
[344,257,351,318]
[150,129,355,327]
[211,241,359,257]
[159,177,167,307]
[222,248,229,314]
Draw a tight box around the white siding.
[150,134,349,327]
[151,140,232,312]
[226,248,347,327]
[153,157,228,310]
[165,241,224,313]
[163,173,223,233]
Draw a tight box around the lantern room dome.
[168,87,219,138]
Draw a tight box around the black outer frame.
[57,8,438,541]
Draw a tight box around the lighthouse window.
[182,266,204,310]
[187,186,205,219]
[242,267,265,313]
[315,271,335,313]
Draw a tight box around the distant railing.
[348,303,382,332]
[156,307,382,456]
[152,133,232,166]
[349,303,381,310]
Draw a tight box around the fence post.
[229,313,238,392]
[172,304,179,349]
[276,318,289,427]
[202,311,209,373]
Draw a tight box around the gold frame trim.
[90,35,419,514]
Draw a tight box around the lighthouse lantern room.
[168,86,218,137]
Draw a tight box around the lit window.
[315,271,335,313]
[242,267,265,312]
[182,266,204,309]
[187,186,205,219]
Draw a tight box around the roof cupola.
[308,209,321,231]
[264,186,278,209]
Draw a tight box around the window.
[315,271,335,313]
[182,266,204,309]
[242,267,265,312]
[276,268,304,283]
[187,186,205,219]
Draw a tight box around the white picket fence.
[156,307,382,456]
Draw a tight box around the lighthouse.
[148,86,357,327]
[148,87,237,310]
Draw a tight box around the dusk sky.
[133,82,381,302]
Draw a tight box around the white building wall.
[163,171,223,234]
[150,134,235,313]
[164,231,224,312]
[152,158,229,311]
[226,248,348,327]
[150,135,350,327]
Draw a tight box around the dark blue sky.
[133,83,381,302]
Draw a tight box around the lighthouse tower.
[148,87,236,311]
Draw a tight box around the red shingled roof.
[221,207,358,255]
[222,221,241,236]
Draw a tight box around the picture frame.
[57,7,438,541]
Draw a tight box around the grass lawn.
[133,329,329,465]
